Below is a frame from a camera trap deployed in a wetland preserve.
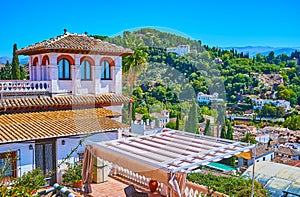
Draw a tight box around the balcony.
[0,80,50,94]
[86,166,228,197]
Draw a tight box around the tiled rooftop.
[0,108,128,144]
[0,94,130,113]
[275,146,300,156]
[16,32,133,56]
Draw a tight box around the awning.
[86,130,255,184]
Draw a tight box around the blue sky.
[0,0,299,57]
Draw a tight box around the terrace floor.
[86,176,163,197]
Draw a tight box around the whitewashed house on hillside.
[166,45,190,56]
[0,31,132,185]
[252,98,291,111]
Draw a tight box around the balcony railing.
[185,181,229,197]
[112,164,228,197]
[0,80,50,93]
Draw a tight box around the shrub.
[187,173,269,196]
[13,168,46,194]
[62,162,83,187]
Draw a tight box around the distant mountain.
[0,56,11,64]
[221,46,300,57]
[0,56,28,65]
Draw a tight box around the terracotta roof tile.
[0,108,128,144]
[16,33,133,56]
[275,146,300,156]
[1,94,129,113]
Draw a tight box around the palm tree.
[241,132,257,144]
[122,34,148,126]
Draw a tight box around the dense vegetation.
[94,28,300,131]
[187,173,269,196]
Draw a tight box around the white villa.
[252,98,291,111]
[197,92,222,105]
[166,45,190,56]
[0,31,132,185]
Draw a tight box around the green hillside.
[94,28,300,131]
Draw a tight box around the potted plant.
[149,180,158,193]
[62,162,83,188]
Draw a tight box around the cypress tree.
[204,119,211,136]
[132,102,136,122]
[175,113,180,130]
[220,124,227,139]
[226,120,233,140]
[185,102,199,133]
[11,44,20,79]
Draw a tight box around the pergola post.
[251,145,256,197]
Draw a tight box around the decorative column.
[29,56,33,81]
[36,56,42,81]
[93,56,101,94]
[72,55,81,95]
[115,56,122,94]
[48,53,59,94]
[71,65,81,95]
[37,65,42,81]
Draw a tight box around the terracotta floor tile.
[87,176,163,197]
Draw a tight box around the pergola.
[83,130,255,196]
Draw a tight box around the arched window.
[80,60,91,80]
[58,58,70,79]
[101,60,111,80]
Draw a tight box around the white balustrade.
[112,165,162,189]
[111,164,228,197]
[185,182,228,197]
[0,80,50,93]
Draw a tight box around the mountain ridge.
[221,46,300,57]
[0,56,28,65]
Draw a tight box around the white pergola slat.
[89,130,255,174]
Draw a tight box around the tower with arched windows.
[16,32,133,96]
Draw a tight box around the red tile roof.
[0,108,128,144]
[16,33,133,56]
[286,160,300,167]
[275,147,300,156]
[0,94,130,113]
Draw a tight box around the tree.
[132,101,136,122]
[241,132,257,144]
[220,123,227,139]
[0,60,11,80]
[166,122,176,129]
[226,120,233,140]
[204,119,211,136]
[267,51,275,63]
[278,88,291,101]
[283,115,300,130]
[11,44,21,80]
[175,113,180,130]
[122,34,148,125]
[185,102,199,133]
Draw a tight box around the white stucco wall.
[0,131,118,181]
[238,152,274,167]
[100,80,114,93]
[105,105,123,122]
[57,80,72,93]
